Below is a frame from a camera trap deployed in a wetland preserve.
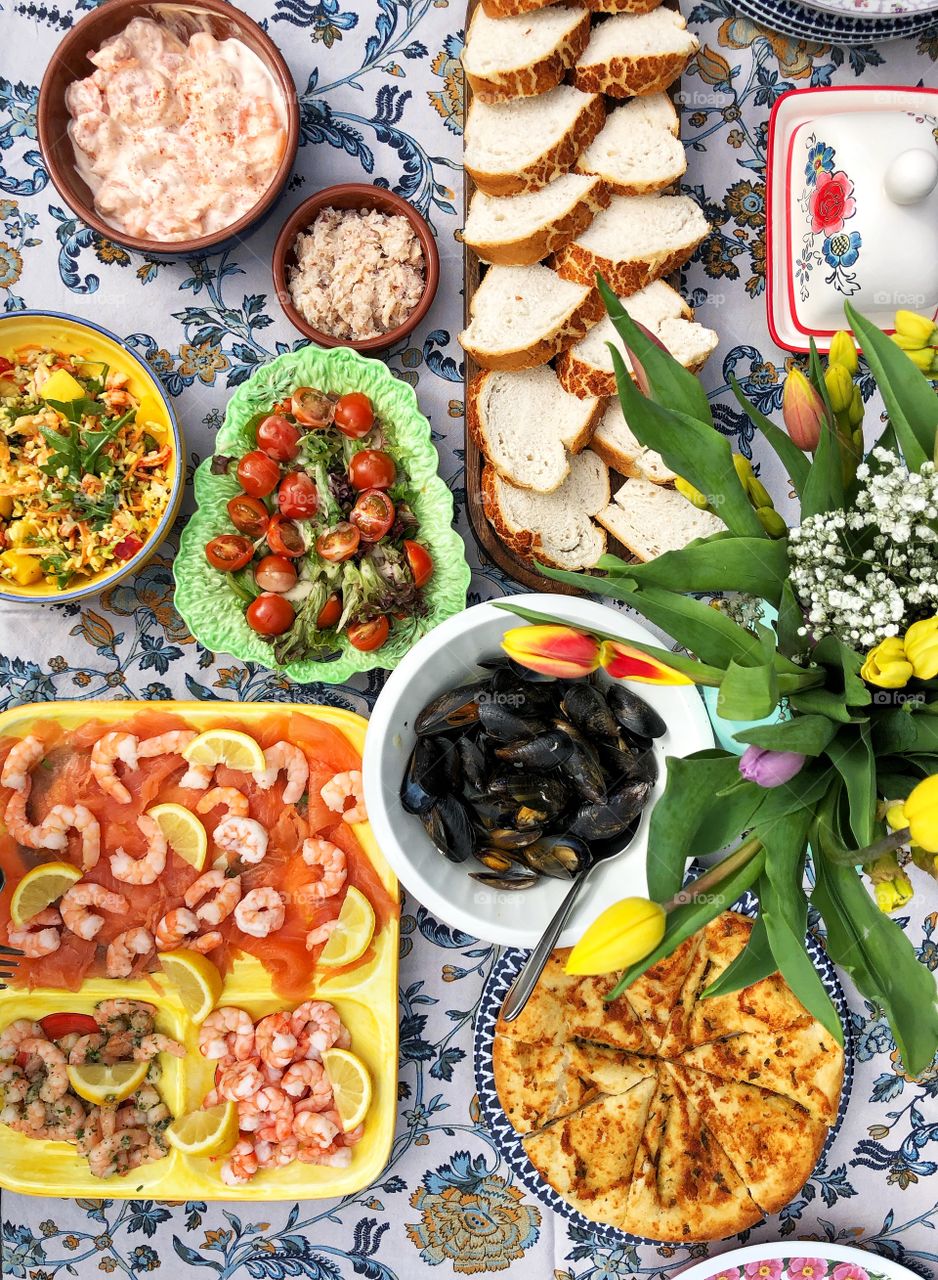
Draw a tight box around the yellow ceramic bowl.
[0,700,399,1201]
[0,311,183,604]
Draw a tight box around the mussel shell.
[489,772,569,814]
[598,741,659,787]
[494,730,573,770]
[478,656,557,684]
[477,698,547,742]
[456,735,487,794]
[475,849,516,874]
[422,795,476,863]
[605,685,667,739]
[522,835,592,880]
[552,719,607,803]
[401,737,442,816]
[485,826,544,850]
[489,668,558,716]
[560,683,619,739]
[469,869,539,890]
[568,779,652,841]
[415,679,489,735]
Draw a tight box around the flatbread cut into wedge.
[663,1061,828,1215]
[624,1072,763,1241]
[618,930,702,1049]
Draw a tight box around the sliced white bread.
[462,4,591,102]
[468,367,602,493]
[572,8,700,98]
[552,193,710,295]
[459,263,604,371]
[463,175,610,267]
[483,449,610,569]
[556,280,719,397]
[482,0,661,15]
[590,398,676,482]
[575,94,685,195]
[464,85,606,196]
[597,476,724,560]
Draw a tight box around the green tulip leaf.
[734,714,838,756]
[776,580,805,660]
[728,375,811,498]
[845,302,934,470]
[591,534,789,605]
[716,657,780,721]
[827,724,876,847]
[702,908,776,997]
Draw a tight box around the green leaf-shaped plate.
[174,345,471,683]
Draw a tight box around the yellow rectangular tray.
[0,700,399,1201]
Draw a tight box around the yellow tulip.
[674,475,710,510]
[903,775,938,854]
[501,625,601,679]
[828,330,859,375]
[824,363,854,415]
[756,507,788,538]
[894,309,937,346]
[565,898,666,976]
[871,862,914,913]
[847,385,864,430]
[860,637,913,689]
[904,617,938,680]
[782,367,825,451]
[885,803,908,832]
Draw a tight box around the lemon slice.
[166,1102,238,1157]
[182,729,266,772]
[319,887,376,968]
[10,861,83,926]
[322,1048,372,1132]
[158,950,223,1024]
[148,803,208,870]
[67,1061,149,1105]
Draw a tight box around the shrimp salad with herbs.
[0,1000,179,1178]
[0,345,172,590]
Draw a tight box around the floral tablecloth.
[2,1,938,1276]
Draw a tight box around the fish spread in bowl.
[65,17,288,242]
[287,207,427,342]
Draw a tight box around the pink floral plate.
[675,1242,921,1280]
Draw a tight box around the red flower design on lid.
[809,170,856,236]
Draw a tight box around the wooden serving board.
[460,0,685,595]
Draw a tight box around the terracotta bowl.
[37,0,299,258]
[271,184,441,353]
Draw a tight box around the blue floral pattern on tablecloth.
[1,0,938,1275]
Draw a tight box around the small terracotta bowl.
[272,184,441,353]
[38,0,299,259]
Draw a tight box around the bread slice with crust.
[590,398,676,483]
[463,174,610,267]
[483,0,661,14]
[467,367,602,493]
[575,94,685,195]
[459,264,604,371]
[464,85,605,196]
[462,3,591,102]
[597,477,725,561]
[552,193,710,295]
[572,8,700,98]
[482,448,609,569]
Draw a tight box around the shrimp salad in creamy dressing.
[65,17,288,242]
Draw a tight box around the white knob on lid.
[884,148,938,206]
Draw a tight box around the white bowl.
[362,594,713,948]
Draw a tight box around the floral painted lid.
[675,1242,915,1280]
[767,86,938,352]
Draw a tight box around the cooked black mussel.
[401,737,445,815]
[470,795,522,828]
[598,741,659,787]
[477,698,547,742]
[568,779,652,840]
[475,849,516,874]
[494,730,573,770]
[489,668,558,717]
[515,804,549,829]
[422,795,475,863]
[456,735,487,793]
[415,680,489,735]
[478,656,557,684]
[489,771,569,813]
[485,826,544,850]
[469,868,539,890]
[605,685,667,739]
[560,683,619,739]
[522,834,592,879]
[551,719,607,803]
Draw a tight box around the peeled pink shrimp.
[253,1012,297,1071]
[234,887,284,938]
[136,730,196,760]
[252,742,308,805]
[306,918,339,951]
[195,787,249,819]
[90,731,138,803]
[0,1019,43,1061]
[251,1085,294,1143]
[154,908,220,954]
[0,735,45,792]
[214,816,268,865]
[293,1104,339,1149]
[41,804,101,870]
[301,838,347,899]
[60,883,128,941]
[19,1038,68,1101]
[184,870,241,926]
[4,789,67,851]
[320,770,367,824]
[281,1059,333,1108]
[105,927,154,978]
[221,1137,258,1186]
[110,813,167,884]
[7,908,62,957]
[290,1000,345,1061]
[199,1007,255,1062]
[216,1059,265,1102]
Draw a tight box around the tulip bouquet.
[499,284,938,1077]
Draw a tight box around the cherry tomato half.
[266,514,305,558]
[254,554,298,593]
[246,592,294,636]
[227,494,270,538]
[206,534,253,572]
[39,1012,99,1040]
[404,539,434,589]
[277,471,319,520]
[291,387,335,428]
[350,489,395,542]
[317,591,342,629]
[334,392,375,439]
[237,450,280,498]
[348,615,390,651]
[113,535,143,562]
[316,522,361,564]
[348,449,396,491]
[256,414,301,462]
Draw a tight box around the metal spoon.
[499,817,642,1023]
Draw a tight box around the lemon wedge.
[10,861,83,926]
[67,1061,149,1105]
[182,729,266,772]
[148,802,207,870]
[322,1048,372,1132]
[319,887,376,968]
[166,1102,238,1157]
[158,950,223,1024]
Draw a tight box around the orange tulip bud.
[782,367,826,452]
[501,625,601,678]
[599,641,692,685]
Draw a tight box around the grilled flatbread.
[624,1072,763,1241]
[664,1060,828,1214]
[621,932,701,1049]
[679,1024,843,1125]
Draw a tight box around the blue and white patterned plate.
[731,0,938,43]
[473,902,855,1249]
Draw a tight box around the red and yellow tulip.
[501,624,691,685]
[599,640,692,685]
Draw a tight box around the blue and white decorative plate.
[473,899,855,1249]
[730,0,938,43]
